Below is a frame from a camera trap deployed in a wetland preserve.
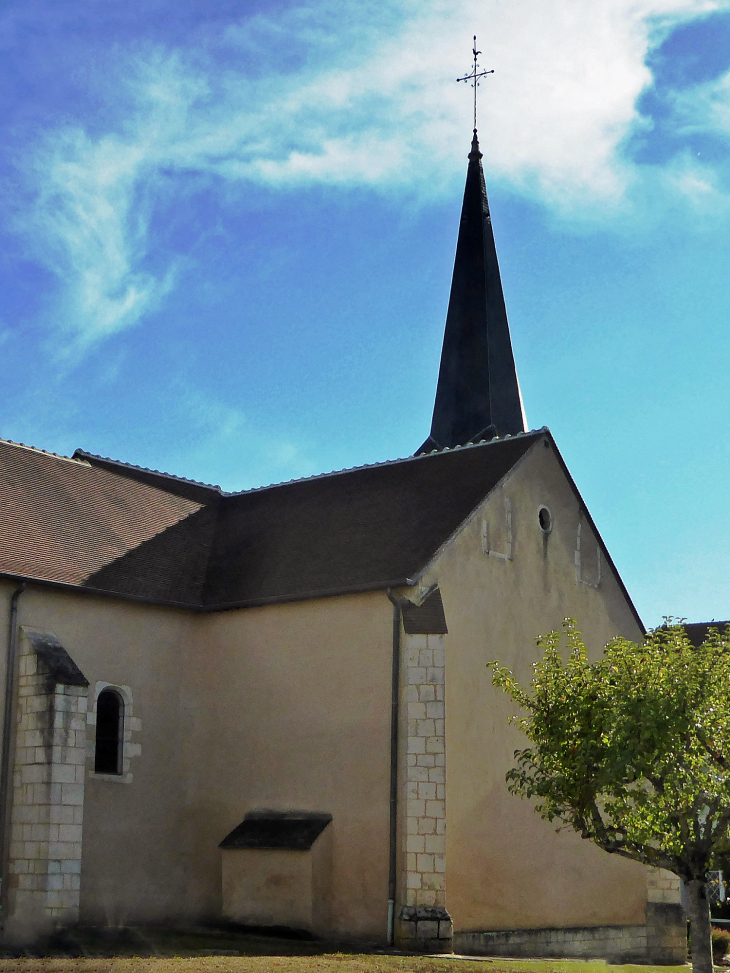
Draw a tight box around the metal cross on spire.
[457,35,494,131]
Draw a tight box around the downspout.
[0,583,25,926]
[386,589,401,946]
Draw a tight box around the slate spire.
[418,130,526,454]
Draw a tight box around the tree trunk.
[688,878,714,973]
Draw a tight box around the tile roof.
[0,439,214,603]
[73,450,222,504]
[202,432,541,607]
[0,431,544,609]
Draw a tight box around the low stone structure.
[219,810,333,936]
[455,870,686,965]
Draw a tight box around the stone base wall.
[645,902,687,965]
[455,904,686,965]
[396,905,452,953]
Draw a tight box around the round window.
[538,506,553,534]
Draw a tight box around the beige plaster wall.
[0,579,21,754]
[0,579,20,923]
[222,828,333,935]
[416,437,649,933]
[222,849,314,930]
[0,583,393,940]
[0,584,196,927]
[183,594,393,942]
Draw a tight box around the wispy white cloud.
[14,0,730,352]
[662,63,730,140]
[23,130,170,357]
[628,60,730,220]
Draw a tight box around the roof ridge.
[72,449,223,495]
[2,428,548,499]
[226,427,549,498]
[0,437,88,466]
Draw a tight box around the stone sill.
[88,771,132,784]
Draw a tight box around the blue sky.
[2,0,730,627]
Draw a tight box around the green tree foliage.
[488,620,730,973]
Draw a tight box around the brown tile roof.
[0,440,216,604]
[0,430,553,610]
[73,450,222,505]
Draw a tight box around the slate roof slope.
[73,449,221,505]
[205,432,540,607]
[0,431,545,609]
[219,811,333,850]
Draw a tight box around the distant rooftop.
[682,621,730,647]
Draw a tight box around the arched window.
[94,688,124,775]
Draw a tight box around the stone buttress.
[394,588,452,952]
[3,629,88,943]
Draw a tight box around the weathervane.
[457,35,494,131]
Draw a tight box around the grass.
[0,961,694,973]
[0,928,692,973]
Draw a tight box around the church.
[0,126,687,963]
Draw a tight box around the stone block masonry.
[645,869,685,965]
[4,630,89,943]
[395,632,452,953]
[647,867,681,905]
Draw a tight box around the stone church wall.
[0,585,195,931]
[416,437,685,962]
[455,870,684,963]
[0,438,687,958]
[185,591,395,943]
[1,584,395,942]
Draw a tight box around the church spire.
[417,128,526,454]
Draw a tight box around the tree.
[488,620,730,973]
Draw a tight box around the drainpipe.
[0,583,25,926]
[386,589,402,946]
